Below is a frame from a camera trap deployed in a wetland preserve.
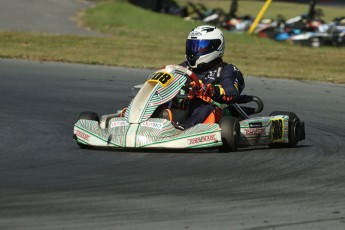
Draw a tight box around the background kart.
[73,65,305,152]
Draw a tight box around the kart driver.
[177,25,245,130]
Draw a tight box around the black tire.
[75,111,99,148]
[219,116,240,152]
[269,111,303,148]
[78,111,99,122]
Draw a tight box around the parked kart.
[290,17,345,47]
[254,3,344,47]
[255,14,325,40]
[185,2,226,25]
[221,16,253,32]
[73,65,305,151]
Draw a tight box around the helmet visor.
[186,39,221,57]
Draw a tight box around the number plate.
[270,118,284,142]
[148,72,174,87]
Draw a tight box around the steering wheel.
[185,69,200,89]
[162,64,200,88]
[160,65,203,101]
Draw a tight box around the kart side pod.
[238,111,305,148]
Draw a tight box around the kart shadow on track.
[74,143,312,155]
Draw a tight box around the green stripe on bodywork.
[76,139,88,145]
[75,124,121,147]
[138,130,220,148]
[188,142,223,149]
[134,124,140,147]
[76,124,106,142]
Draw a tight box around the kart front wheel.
[78,111,99,123]
[219,116,240,152]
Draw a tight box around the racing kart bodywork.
[73,65,305,151]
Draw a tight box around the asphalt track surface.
[0,0,100,36]
[0,59,344,230]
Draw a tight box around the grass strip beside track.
[0,0,344,83]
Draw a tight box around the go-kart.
[73,65,305,151]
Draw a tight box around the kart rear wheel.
[219,116,240,152]
[269,111,304,148]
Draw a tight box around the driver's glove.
[205,84,233,103]
[190,80,203,96]
[212,85,223,98]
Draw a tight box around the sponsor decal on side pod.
[187,134,217,145]
[75,130,90,141]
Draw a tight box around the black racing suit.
[180,58,245,129]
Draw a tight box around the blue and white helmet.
[186,25,225,69]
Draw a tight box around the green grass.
[0,0,344,83]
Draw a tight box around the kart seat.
[232,95,264,119]
[162,109,188,124]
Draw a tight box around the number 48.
[150,72,172,85]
